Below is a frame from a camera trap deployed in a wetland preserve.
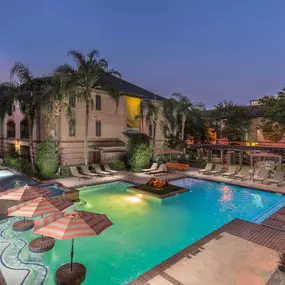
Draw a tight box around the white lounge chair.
[70,166,91,180]
[222,165,237,178]
[103,163,119,175]
[207,164,223,176]
[264,171,285,186]
[142,163,158,173]
[233,166,251,180]
[198,163,213,174]
[92,164,112,176]
[80,165,98,178]
[253,168,270,184]
[149,164,167,176]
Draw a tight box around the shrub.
[108,161,126,171]
[36,137,59,179]
[129,142,152,172]
[3,152,22,171]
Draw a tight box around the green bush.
[108,161,126,171]
[36,137,59,179]
[3,152,22,171]
[3,152,34,175]
[129,143,152,172]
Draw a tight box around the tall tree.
[260,90,285,142]
[210,100,251,141]
[171,92,192,140]
[56,50,120,165]
[42,75,75,147]
[140,100,162,156]
[6,63,42,172]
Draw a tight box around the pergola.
[250,152,282,167]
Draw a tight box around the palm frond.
[10,62,33,84]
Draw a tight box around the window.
[95,95,101,110]
[20,119,29,139]
[149,123,153,137]
[96,120,101,137]
[12,104,16,112]
[69,118,76,137]
[7,143,16,153]
[69,96,76,108]
[6,121,15,138]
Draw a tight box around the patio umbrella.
[0,184,51,201]
[34,210,113,272]
[8,196,73,252]
[156,148,183,162]
[0,185,52,231]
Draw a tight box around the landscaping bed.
[128,182,188,199]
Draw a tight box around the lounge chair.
[207,164,223,176]
[91,164,112,176]
[70,166,91,180]
[233,166,251,180]
[222,165,237,178]
[264,171,285,186]
[198,163,213,174]
[253,168,270,184]
[142,163,158,173]
[80,165,98,178]
[148,164,167,176]
[103,163,119,175]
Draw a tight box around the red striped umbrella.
[0,185,52,201]
[8,197,73,217]
[34,210,113,270]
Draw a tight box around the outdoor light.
[137,194,143,198]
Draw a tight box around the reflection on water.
[251,193,264,208]
[219,185,233,202]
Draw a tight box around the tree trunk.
[28,118,36,172]
[152,121,157,159]
[181,118,186,140]
[84,103,89,165]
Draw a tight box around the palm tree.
[9,62,42,172]
[140,100,162,157]
[172,93,192,140]
[161,98,179,138]
[42,75,75,147]
[56,50,120,165]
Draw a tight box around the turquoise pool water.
[0,170,38,190]
[1,178,285,285]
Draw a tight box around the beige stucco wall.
[0,91,166,165]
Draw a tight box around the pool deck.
[2,168,285,284]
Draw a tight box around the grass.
[134,183,184,195]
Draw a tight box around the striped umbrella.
[34,210,113,270]
[0,185,52,201]
[8,197,73,243]
[8,197,73,217]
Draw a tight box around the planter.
[278,265,285,284]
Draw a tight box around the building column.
[220,149,223,164]
[239,151,242,166]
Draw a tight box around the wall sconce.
[15,140,20,152]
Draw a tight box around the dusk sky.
[1,0,285,107]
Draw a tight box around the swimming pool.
[0,178,284,285]
[0,170,38,190]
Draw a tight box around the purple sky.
[1,0,285,107]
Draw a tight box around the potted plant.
[278,253,285,284]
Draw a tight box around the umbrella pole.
[70,238,74,271]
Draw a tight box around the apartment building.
[0,74,165,165]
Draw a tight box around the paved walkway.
[129,202,285,285]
